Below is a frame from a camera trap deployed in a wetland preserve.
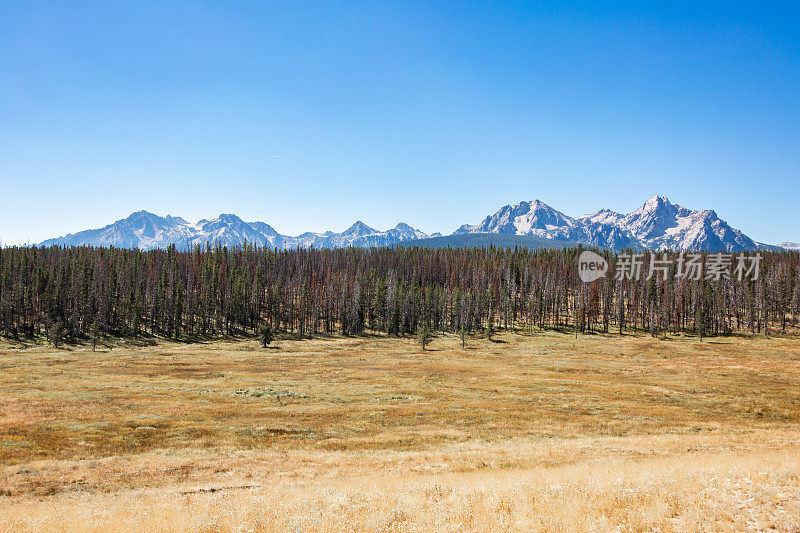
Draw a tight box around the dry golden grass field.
[1,330,799,531]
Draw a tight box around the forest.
[0,244,798,344]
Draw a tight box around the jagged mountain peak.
[511,199,548,210]
[633,195,678,216]
[123,210,172,228]
[578,208,624,227]
[643,194,671,207]
[389,222,428,241]
[207,213,249,226]
[512,199,561,212]
[127,209,160,218]
[342,220,377,236]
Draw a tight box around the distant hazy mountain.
[40,212,428,250]
[38,196,783,252]
[456,196,761,252]
[781,242,800,251]
[40,211,200,250]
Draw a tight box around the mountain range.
[38,196,793,252]
[455,196,767,252]
[39,211,428,251]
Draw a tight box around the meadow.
[0,330,799,531]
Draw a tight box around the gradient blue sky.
[1,1,799,245]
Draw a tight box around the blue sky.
[1,1,799,245]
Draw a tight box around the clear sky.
[1,1,798,245]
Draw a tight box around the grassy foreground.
[0,331,799,531]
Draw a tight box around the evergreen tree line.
[0,244,798,343]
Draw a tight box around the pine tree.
[49,319,64,348]
[260,322,273,348]
[417,323,433,351]
[695,307,706,342]
[90,320,101,352]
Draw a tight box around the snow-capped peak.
[454,200,574,236]
[643,194,670,208]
